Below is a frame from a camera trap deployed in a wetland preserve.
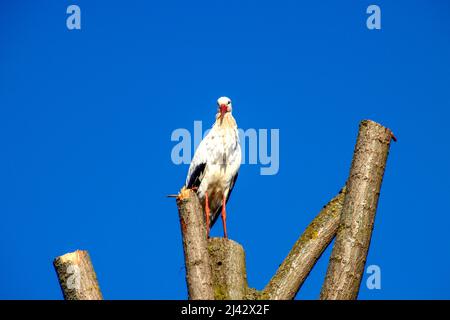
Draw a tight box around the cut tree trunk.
[208,238,248,300]
[177,188,215,300]
[53,250,103,300]
[320,120,394,300]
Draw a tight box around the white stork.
[185,97,241,238]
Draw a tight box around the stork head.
[217,96,232,119]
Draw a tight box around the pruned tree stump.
[208,238,248,300]
[53,250,103,300]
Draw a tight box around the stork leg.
[221,194,228,239]
[205,191,210,239]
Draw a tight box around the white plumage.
[185,97,241,238]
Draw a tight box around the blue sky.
[1,0,449,299]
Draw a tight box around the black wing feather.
[186,163,206,190]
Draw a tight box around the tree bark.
[320,120,394,300]
[177,188,215,300]
[208,238,248,300]
[53,250,103,300]
[261,187,346,299]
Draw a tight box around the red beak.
[219,104,227,118]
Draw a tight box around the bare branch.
[53,250,103,300]
[176,188,215,300]
[262,188,346,299]
[320,120,394,300]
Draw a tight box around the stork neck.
[215,113,237,129]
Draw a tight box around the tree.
[53,119,395,300]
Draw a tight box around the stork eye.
[227,101,231,105]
